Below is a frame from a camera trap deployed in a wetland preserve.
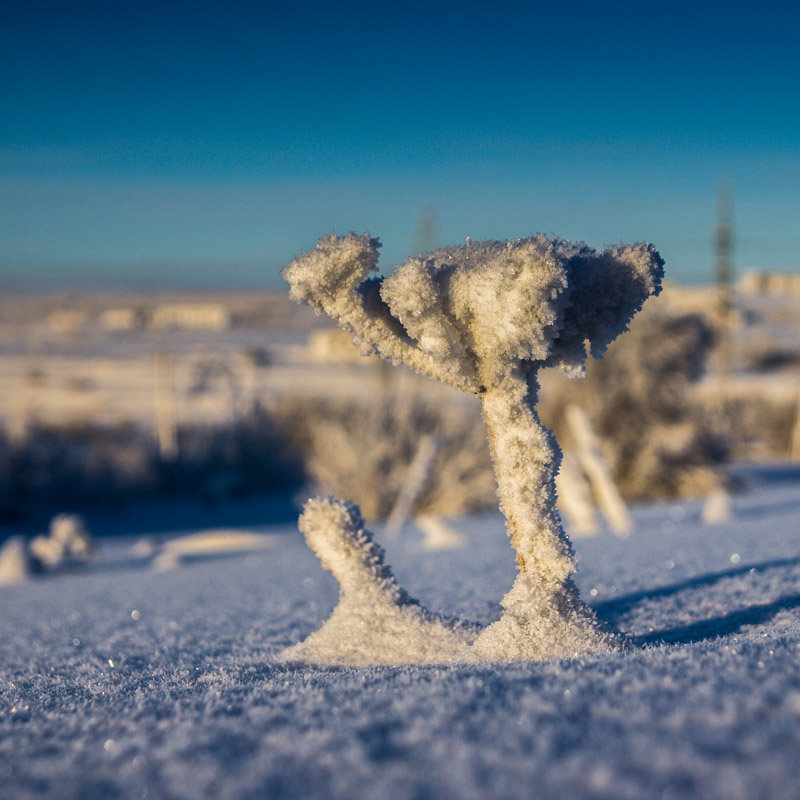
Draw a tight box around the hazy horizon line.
[0,256,289,293]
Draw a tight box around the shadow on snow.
[593,555,800,647]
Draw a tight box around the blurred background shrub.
[271,387,496,521]
[3,284,800,530]
[0,408,304,524]
[539,305,728,501]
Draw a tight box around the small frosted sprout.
[283,233,663,662]
[29,513,94,570]
[280,498,475,665]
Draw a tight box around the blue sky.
[1,0,798,289]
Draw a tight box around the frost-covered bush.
[540,306,726,500]
[0,421,157,515]
[162,405,303,501]
[271,386,495,521]
[284,232,663,661]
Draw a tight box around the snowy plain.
[3,462,800,800]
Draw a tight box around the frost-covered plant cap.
[554,240,665,370]
[283,233,664,386]
[284,234,382,308]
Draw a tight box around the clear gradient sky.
[1,0,798,289]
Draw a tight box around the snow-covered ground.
[3,463,800,799]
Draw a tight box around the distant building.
[306,327,368,363]
[99,308,143,331]
[47,310,87,333]
[149,303,230,331]
[738,270,800,294]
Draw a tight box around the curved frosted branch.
[282,233,482,392]
[280,498,474,665]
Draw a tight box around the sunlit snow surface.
[3,464,800,799]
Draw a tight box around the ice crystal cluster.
[282,233,663,663]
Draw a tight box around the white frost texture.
[283,233,664,663]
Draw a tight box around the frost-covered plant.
[284,233,663,661]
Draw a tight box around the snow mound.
[30,513,94,569]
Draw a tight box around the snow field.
[2,464,800,798]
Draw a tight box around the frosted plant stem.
[471,371,615,660]
[566,403,632,536]
[480,375,571,577]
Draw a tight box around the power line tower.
[411,205,440,257]
[714,183,735,373]
[715,183,734,323]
